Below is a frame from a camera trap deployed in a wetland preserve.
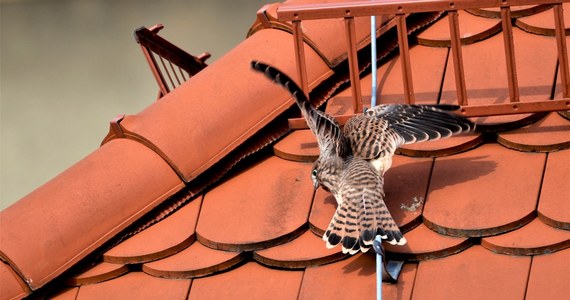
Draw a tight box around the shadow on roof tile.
[424,143,542,237]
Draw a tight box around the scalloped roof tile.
[3,1,570,299]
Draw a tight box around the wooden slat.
[397,14,415,104]
[292,20,309,93]
[448,10,468,105]
[554,4,570,98]
[344,17,363,112]
[288,99,570,129]
[278,0,566,21]
[501,7,520,103]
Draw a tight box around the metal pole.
[374,236,384,300]
[371,15,378,108]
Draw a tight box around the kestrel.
[251,61,474,254]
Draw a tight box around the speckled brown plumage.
[252,60,474,253]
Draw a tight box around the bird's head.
[311,155,343,193]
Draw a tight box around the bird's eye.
[311,169,318,179]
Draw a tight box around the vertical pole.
[554,4,570,98]
[396,14,415,104]
[292,19,309,94]
[448,10,468,106]
[374,236,384,300]
[371,15,378,108]
[345,16,363,113]
[501,7,520,103]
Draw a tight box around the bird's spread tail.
[251,60,347,156]
[250,60,312,116]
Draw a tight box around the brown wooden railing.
[277,0,570,127]
[135,24,211,99]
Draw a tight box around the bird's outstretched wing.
[344,104,475,160]
[323,158,406,254]
[251,60,349,157]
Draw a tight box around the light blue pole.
[372,12,381,300]
[370,15,378,109]
[374,236,383,300]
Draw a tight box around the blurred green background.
[0,0,273,210]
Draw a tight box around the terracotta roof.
[1,1,569,299]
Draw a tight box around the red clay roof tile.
[497,112,570,151]
[49,287,79,300]
[416,10,501,46]
[0,139,183,290]
[384,224,472,261]
[525,247,570,300]
[383,155,433,231]
[413,245,531,300]
[66,262,128,287]
[253,230,345,268]
[102,195,201,264]
[188,262,303,300]
[515,3,570,35]
[298,254,417,299]
[440,28,557,127]
[5,1,570,299]
[75,271,191,300]
[0,262,29,300]
[142,241,246,279]
[112,28,332,182]
[308,187,337,236]
[273,129,319,162]
[537,149,570,230]
[423,143,542,237]
[196,156,313,251]
[481,218,570,255]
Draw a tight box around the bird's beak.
[313,180,319,190]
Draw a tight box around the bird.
[251,60,475,254]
